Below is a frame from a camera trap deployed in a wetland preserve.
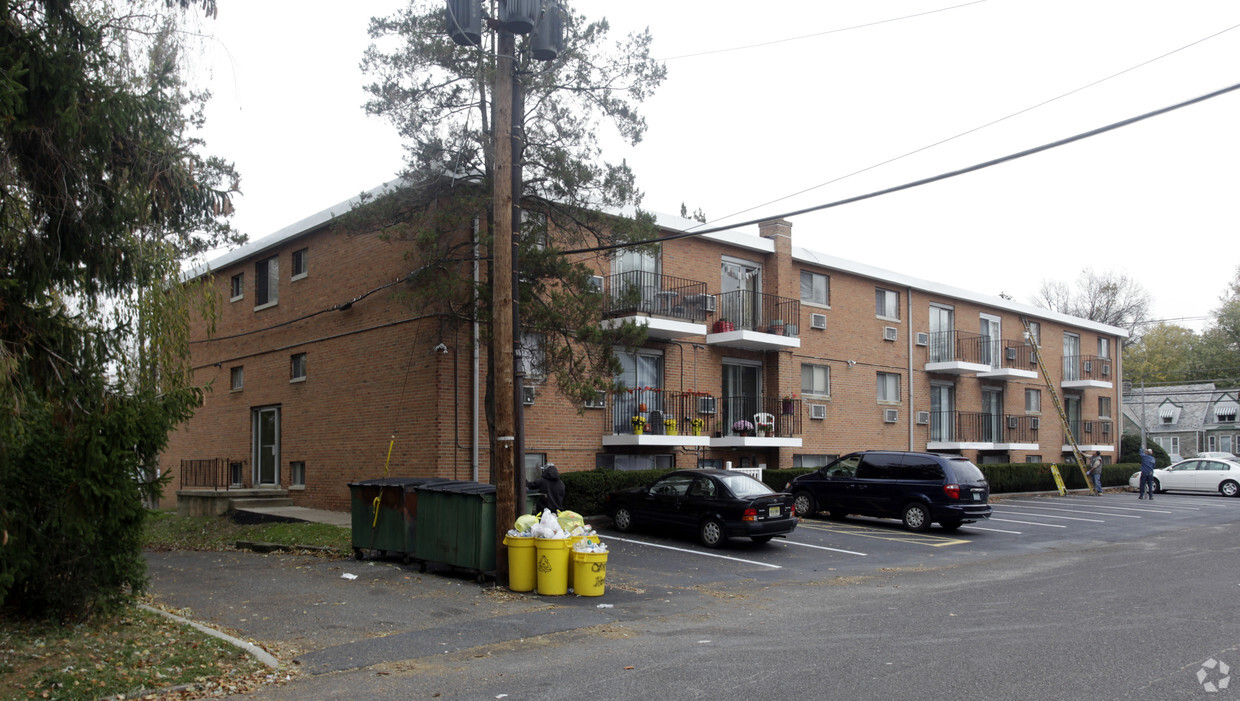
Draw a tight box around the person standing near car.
[1087,451,1103,495]
[1138,449,1157,500]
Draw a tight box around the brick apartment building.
[161,186,1126,514]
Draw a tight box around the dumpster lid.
[414,480,497,495]
[348,477,451,488]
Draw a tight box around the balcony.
[1063,419,1114,451]
[711,395,803,448]
[1062,355,1114,389]
[705,290,801,351]
[600,271,709,340]
[976,340,1039,381]
[924,331,991,375]
[926,412,1039,451]
[602,388,715,447]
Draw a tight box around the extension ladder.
[1020,317,1097,494]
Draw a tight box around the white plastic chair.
[754,412,775,436]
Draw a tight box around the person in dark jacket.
[1138,449,1157,500]
[528,463,565,512]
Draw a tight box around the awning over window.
[1215,403,1238,421]
[1159,405,1178,420]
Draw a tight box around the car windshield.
[717,473,774,498]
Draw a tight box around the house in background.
[161,184,1127,515]
[1123,383,1240,461]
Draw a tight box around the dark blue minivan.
[787,451,991,532]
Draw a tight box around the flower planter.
[782,401,795,415]
[638,402,648,412]
[633,426,644,436]
[691,427,702,436]
[712,320,734,333]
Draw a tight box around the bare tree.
[1034,269,1151,344]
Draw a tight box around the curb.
[138,603,281,669]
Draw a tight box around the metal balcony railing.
[1065,419,1113,442]
[713,290,800,337]
[610,389,718,436]
[718,395,803,437]
[602,272,709,323]
[929,412,1041,444]
[180,458,249,490]
[927,330,986,364]
[1062,355,1114,383]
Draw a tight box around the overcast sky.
[192,1,1240,332]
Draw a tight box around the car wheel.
[612,506,635,532]
[751,535,774,544]
[1152,478,1163,494]
[699,518,727,548]
[793,491,817,518]
[938,520,963,532]
[1221,480,1240,498]
[902,503,931,532]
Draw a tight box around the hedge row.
[557,463,1141,518]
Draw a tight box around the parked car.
[787,451,992,532]
[1128,457,1240,497]
[605,469,797,548]
[1194,451,1237,460]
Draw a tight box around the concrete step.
[230,497,296,509]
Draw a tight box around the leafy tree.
[1187,266,1240,387]
[1120,433,1170,467]
[1122,323,1197,384]
[1034,268,1151,344]
[0,0,238,621]
[355,1,667,420]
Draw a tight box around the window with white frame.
[1098,395,1111,418]
[521,210,548,249]
[1097,336,1110,359]
[517,332,546,380]
[1154,436,1179,454]
[596,453,673,471]
[875,287,900,319]
[290,353,307,382]
[1025,455,1042,463]
[254,256,278,308]
[290,461,305,487]
[230,273,244,301]
[292,248,308,280]
[523,452,547,484]
[230,366,243,391]
[793,454,837,468]
[800,271,829,306]
[1025,388,1041,413]
[801,363,830,397]
[877,372,901,403]
[1026,320,1041,346]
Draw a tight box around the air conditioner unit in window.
[522,385,536,405]
[915,332,929,347]
[884,326,898,342]
[884,408,899,423]
[588,275,604,292]
[1005,347,1018,361]
[702,294,717,313]
[915,411,930,425]
[1007,416,1019,429]
[1031,417,1040,430]
[583,391,606,409]
[697,396,717,415]
[810,313,827,330]
[1101,363,1111,376]
[810,404,827,420]
[1083,360,1093,373]
[1084,420,1093,433]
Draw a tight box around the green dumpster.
[413,481,538,578]
[348,477,446,561]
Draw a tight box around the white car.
[1194,451,1237,460]
[1129,457,1240,497]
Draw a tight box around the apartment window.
[1097,337,1110,359]
[801,363,830,397]
[517,332,546,379]
[877,372,901,403]
[230,366,244,391]
[1026,321,1041,346]
[697,458,723,469]
[230,273,244,301]
[793,454,837,468]
[521,211,549,249]
[596,453,673,471]
[875,287,900,319]
[1025,388,1041,413]
[290,461,305,487]
[523,452,547,483]
[1025,455,1042,463]
[255,256,278,307]
[800,271,829,306]
[1098,396,1111,418]
[1154,436,1179,455]
[292,248,309,280]
[290,353,307,382]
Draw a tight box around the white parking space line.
[994,502,1141,518]
[962,525,1023,534]
[1041,501,1174,514]
[602,535,782,569]
[989,518,1067,528]
[991,509,1105,523]
[783,540,868,557]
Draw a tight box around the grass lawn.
[0,511,350,700]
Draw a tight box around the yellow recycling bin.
[504,535,536,592]
[572,549,608,597]
[534,537,571,596]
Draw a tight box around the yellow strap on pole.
[383,435,395,478]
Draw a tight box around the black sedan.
[605,469,797,547]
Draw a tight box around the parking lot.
[593,490,1240,590]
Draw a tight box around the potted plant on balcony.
[631,415,647,436]
[731,419,754,437]
[781,394,796,415]
[690,418,704,436]
[664,418,677,435]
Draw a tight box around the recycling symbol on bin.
[537,554,552,573]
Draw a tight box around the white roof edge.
[791,245,1130,338]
